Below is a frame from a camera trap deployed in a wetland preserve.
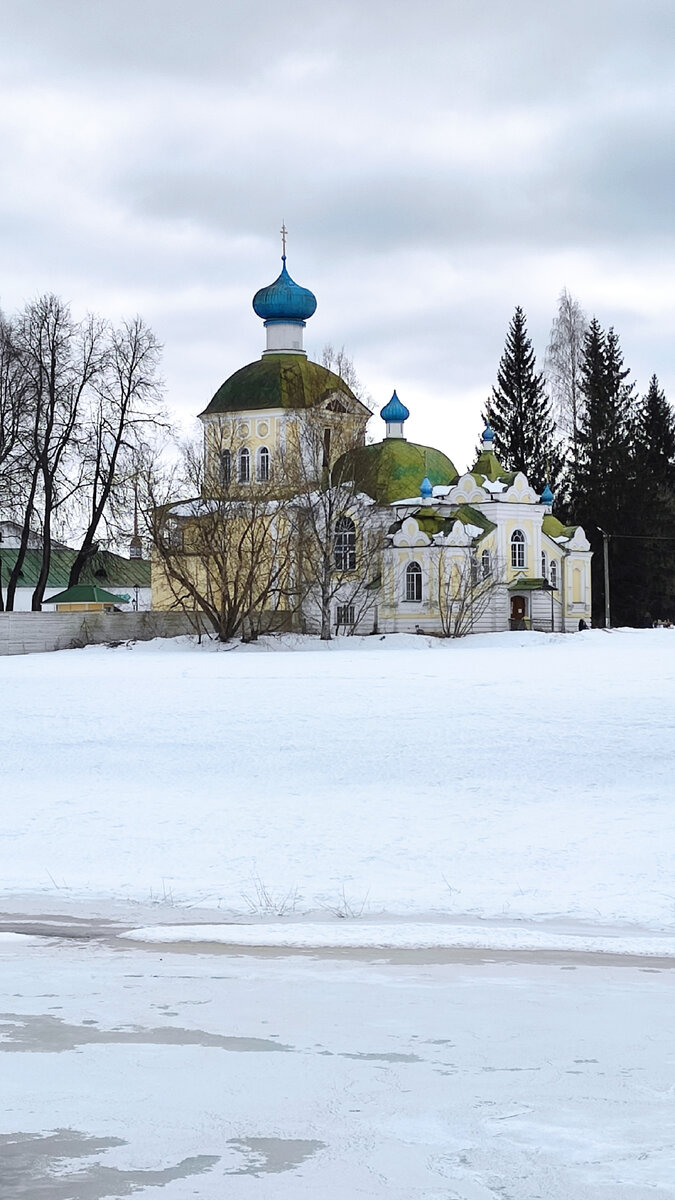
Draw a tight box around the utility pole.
[598,527,611,628]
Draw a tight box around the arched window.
[219,449,231,486]
[406,561,422,602]
[334,516,356,571]
[541,550,547,578]
[257,446,270,482]
[511,529,526,569]
[481,548,491,578]
[238,447,250,484]
[550,560,558,589]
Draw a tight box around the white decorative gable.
[502,472,539,504]
[392,517,430,547]
[446,473,488,505]
[433,520,474,547]
[566,527,591,551]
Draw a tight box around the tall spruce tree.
[572,321,636,526]
[632,375,675,622]
[637,374,675,487]
[483,306,561,492]
[569,320,640,624]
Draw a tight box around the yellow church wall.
[503,514,540,582]
[203,407,367,492]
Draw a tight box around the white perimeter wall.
[0,610,196,656]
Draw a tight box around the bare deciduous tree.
[545,289,588,463]
[288,407,382,639]
[0,296,165,610]
[67,317,165,587]
[321,344,373,411]
[146,428,296,642]
[436,547,504,638]
[5,296,107,611]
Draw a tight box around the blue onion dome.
[482,423,494,443]
[540,482,554,506]
[420,476,433,499]
[380,390,410,423]
[252,257,317,323]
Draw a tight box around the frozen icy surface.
[0,935,672,1199]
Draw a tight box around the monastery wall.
[0,611,197,656]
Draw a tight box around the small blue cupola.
[380,390,410,440]
[253,252,317,357]
[420,476,433,503]
[481,423,495,452]
[540,482,554,512]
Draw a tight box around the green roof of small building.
[0,548,150,590]
[470,448,516,486]
[389,502,496,541]
[335,439,458,505]
[508,577,553,591]
[200,354,360,416]
[46,585,129,605]
[542,513,578,541]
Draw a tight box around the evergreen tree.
[637,374,675,487]
[632,376,675,623]
[483,306,561,492]
[568,320,640,624]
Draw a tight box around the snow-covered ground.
[1,934,673,1199]
[3,629,675,1199]
[2,628,675,949]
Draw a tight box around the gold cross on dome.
[281,222,287,257]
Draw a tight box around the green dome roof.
[335,440,458,504]
[201,355,356,416]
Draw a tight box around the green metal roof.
[0,548,150,590]
[389,502,496,542]
[508,576,554,591]
[542,513,578,541]
[335,440,458,505]
[200,355,360,416]
[46,585,130,606]
[470,448,516,486]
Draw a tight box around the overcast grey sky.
[1,0,674,468]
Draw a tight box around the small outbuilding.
[44,586,130,613]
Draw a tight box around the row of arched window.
[404,552,491,603]
[403,541,559,604]
[220,446,270,486]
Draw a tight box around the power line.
[602,532,675,542]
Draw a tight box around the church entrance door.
[510,595,527,630]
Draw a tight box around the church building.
[152,247,592,636]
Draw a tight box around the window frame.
[219,448,232,486]
[336,603,355,627]
[334,516,356,572]
[405,561,423,602]
[238,446,250,484]
[257,445,270,482]
[511,529,526,570]
[550,559,558,589]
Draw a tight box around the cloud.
[1,0,675,471]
